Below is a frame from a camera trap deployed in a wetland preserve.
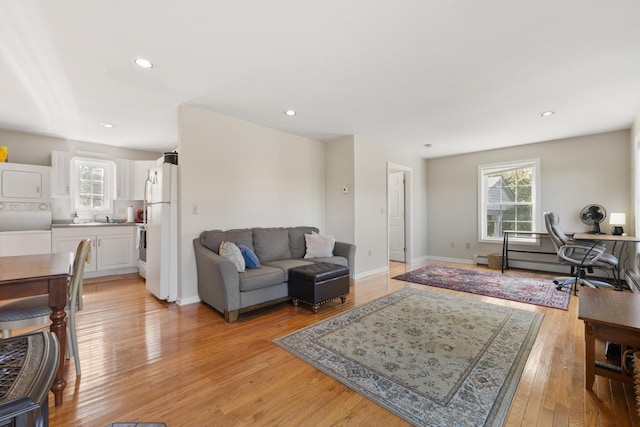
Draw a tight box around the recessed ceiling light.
[540,111,555,117]
[133,58,154,69]
[424,144,432,148]
[100,123,114,128]
[284,110,296,116]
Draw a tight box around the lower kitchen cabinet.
[52,226,136,276]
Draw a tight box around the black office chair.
[544,212,617,294]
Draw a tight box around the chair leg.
[67,316,81,376]
[2,330,10,339]
[66,330,72,360]
[582,278,616,289]
[554,276,581,295]
[612,267,621,290]
[555,268,618,295]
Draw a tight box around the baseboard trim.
[84,267,138,279]
[177,295,201,306]
[476,254,571,274]
[426,256,475,265]
[354,266,389,280]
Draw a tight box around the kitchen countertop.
[52,222,140,228]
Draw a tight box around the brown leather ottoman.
[288,263,349,313]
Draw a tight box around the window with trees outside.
[70,157,115,214]
[478,159,540,243]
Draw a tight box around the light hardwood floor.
[46,261,640,426]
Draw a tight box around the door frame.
[387,162,412,266]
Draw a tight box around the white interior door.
[388,171,406,262]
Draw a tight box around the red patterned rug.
[393,264,570,310]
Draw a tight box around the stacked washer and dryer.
[0,163,52,256]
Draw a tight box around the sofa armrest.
[334,241,356,278]
[193,239,241,314]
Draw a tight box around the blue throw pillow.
[237,243,261,269]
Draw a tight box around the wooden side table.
[578,288,640,388]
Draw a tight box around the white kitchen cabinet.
[97,233,135,270]
[52,225,136,275]
[114,159,132,200]
[132,160,156,201]
[53,232,97,272]
[51,151,71,198]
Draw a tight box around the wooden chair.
[0,331,60,427]
[0,239,91,376]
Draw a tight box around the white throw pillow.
[219,241,246,272]
[304,233,336,258]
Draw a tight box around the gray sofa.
[193,226,356,322]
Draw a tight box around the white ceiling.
[1,0,640,158]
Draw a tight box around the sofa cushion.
[304,232,336,258]
[237,243,261,269]
[253,228,292,262]
[201,229,253,254]
[238,266,286,292]
[219,241,245,272]
[262,259,314,281]
[289,226,319,259]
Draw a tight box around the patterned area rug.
[393,264,570,310]
[274,287,543,426]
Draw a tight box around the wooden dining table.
[0,252,72,406]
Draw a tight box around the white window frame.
[70,157,115,215]
[478,158,540,243]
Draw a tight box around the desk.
[501,231,559,273]
[573,232,640,246]
[0,253,72,406]
[578,287,640,388]
[573,233,640,290]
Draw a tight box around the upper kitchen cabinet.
[114,159,132,200]
[133,160,156,201]
[51,151,71,198]
[51,152,157,201]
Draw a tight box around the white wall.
[631,113,640,274]
[633,113,640,144]
[177,104,327,304]
[0,128,159,165]
[353,135,429,277]
[325,136,355,244]
[426,130,631,264]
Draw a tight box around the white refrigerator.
[145,162,178,302]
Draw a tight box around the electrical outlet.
[368,250,372,256]
[450,242,455,248]
[191,205,199,214]
[465,242,471,249]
